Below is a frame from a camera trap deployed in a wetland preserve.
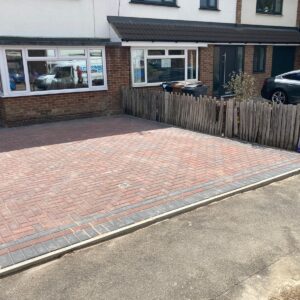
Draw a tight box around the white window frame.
[131,47,199,87]
[0,46,107,98]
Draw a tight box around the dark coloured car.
[261,70,300,104]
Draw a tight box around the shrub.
[225,72,256,102]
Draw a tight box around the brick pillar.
[244,45,273,94]
[236,0,242,24]
[297,0,300,28]
[199,45,214,96]
[294,47,300,69]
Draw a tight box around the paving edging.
[1,168,299,278]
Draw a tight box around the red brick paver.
[0,116,299,269]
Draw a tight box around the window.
[187,50,197,80]
[256,0,283,15]
[200,0,218,10]
[0,47,107,96]
[131,48,198,86]
[253,46,266,73]
[283,72,300,81]
[130,0,177,7]
[5,50,26,92]
[0,70,3,95]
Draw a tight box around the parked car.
[10,71,25,84]
[261,70,300,104]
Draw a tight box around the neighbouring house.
[0,0,299,126]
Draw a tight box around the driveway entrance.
[0,116,299,271]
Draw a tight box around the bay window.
[0,47,107,97]
[131,48,198,86]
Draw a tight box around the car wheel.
[271,90,288,104]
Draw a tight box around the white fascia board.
[211,43,300,46]
[122,41,208,48]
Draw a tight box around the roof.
[107,16,300,44]
[0,36,120,46]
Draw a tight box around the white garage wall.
[241,0,298,27]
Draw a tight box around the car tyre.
[271,89,288,104]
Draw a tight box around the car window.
[283,73,300,81]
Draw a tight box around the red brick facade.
[199,45,214,95]
[0,46,130,127]
[295,47,300,70]
[1,43,299,127]
[244,45,273,92]
[236,0,242,24]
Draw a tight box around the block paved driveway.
[0,115,300,270]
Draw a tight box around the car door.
[281,72,300,104]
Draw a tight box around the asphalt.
[1,175,300,300]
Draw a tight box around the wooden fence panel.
[122,87,300,152]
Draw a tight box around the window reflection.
[147,58,185,83]
[27,60,88,91]
[5,50,26,91]
[90,50,104,86]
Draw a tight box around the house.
[0,0,299,126]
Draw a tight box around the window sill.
[256,12,283,16]
[129,1,179,8]
[253,71,266,74]
[1,86,108,98]
[199,7,220,11]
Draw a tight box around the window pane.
[168,50,185,55]
[59,49,85,57]
[257,0,282,14]
[187,50,197,80]
[200,0,217,8]
[132,49,145,84]
[6,50,26,91]
[148,50,165,56]
[147,58,185,83]
[90,50,102,57]
[90,50,104,86]
[283,73,300,81]
[236,47,244,73]
[28,49,55,57]
[28,60,88,91]
[0,71,3,94]
[253,46,265,72]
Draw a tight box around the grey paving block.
[10,250,26,264]
[54,237,70,249]
[95,224,110,234]
[33,243,48,256]
[84,227,99,238]
[22,246,39,260]
[43,240,60,252]
[64,234,80,245]
[74,230,90,242]
[0,254,13,269]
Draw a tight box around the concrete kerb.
[0,168,299,279]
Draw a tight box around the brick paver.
[0,116,300,270]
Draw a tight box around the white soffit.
[122,41,208,48]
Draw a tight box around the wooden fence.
[122,87,300,151]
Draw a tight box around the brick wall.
[236,0,242,24]
[0,46,130,127]
[199,45,214,95]
[297,0,300,27]
[244,45,273,94]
